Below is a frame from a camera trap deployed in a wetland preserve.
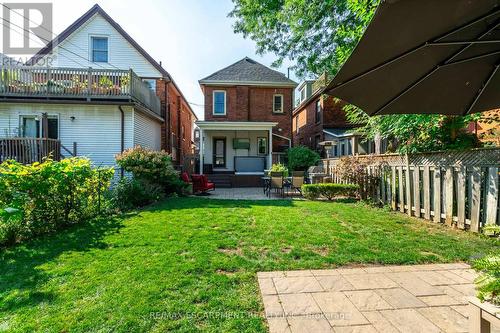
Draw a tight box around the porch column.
[199,128,204,174]
[268,128,273,168]
[352,136,358,156]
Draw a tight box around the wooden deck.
[0,66,161,116]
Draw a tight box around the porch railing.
[0,67,161,116]
[0,137,62,164]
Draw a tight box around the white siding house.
[0,4,168,169]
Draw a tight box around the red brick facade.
[292,94,349,150]
[156,79,196,164]
[201,85,293,151]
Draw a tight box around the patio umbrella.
[325,0,500,116]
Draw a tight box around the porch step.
[207,174,233,188]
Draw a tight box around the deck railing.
[0,137,61,164]
[0,66,161,116]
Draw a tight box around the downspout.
[118,106,125,178]
[164,80,170,152]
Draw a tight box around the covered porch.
[196,121,280,176]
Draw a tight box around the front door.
[213,138,226,168]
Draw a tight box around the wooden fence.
[0,138,62,164]
[322,148,500,232]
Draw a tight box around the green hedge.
[472,254,500,306]
[0,158,114,246]
[301,183,359,201]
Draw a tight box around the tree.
[230,0,486,153]
[230,0,379,78]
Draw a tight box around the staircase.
[207,174,233,188]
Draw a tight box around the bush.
[0,158,114,246]
[287,146,320,171]
[301,183,359,201]
[335,156,382,200]
[472,254,500,305]
[111,178,165,211]
[269,163,289,177]
[115,146,186,194]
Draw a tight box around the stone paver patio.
[257,263,500,333]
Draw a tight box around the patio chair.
[289,171,305,195]
[180,172,193,193]
[269,172,285,197]
[191,174,215,194]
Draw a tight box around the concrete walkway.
[258,263,499,333]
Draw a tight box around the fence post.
[445,167,454,227]
[470,167,481,232]
[434,168,442,223]
[457,166,466,229]
[485,167,499,225]
[405,155,412,216]
[423,166,431,220]
[414,165,421,218]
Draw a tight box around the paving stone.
[332,324,377,333]
[311,269,341,276]
[375,288,427,309]
[380,308,441,333]
[450,283,476,297]
[437,263,470,270]
[279,293,322,316]
[450,305,470,318]
[344,290,392,311]
[263,295,284,318]
[418,294,464,306]
[287,315,332,333]
[449,269,477,281]
[363,266,391,273]
[267,317,291,333]
[437,286,470,305]
[388,265,419,272]
[435,270,471,284]
[273,276,324,294]
[258,271,286,279]
[384,272,443,296]
[418,306,468,332]
[284,270,313,277]
[259,278,278,295]
[362,311,399,333]
[316,275,354,292]
[312,292,369,327]
[343,273,398,290]
[337,268,367,275]
[413,270,454,286]
[408,264,442,271]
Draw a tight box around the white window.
[299,86,306,102]
[213,90,226,115]
[273,94,284,113]
[257,137,267,155]
[20,115,59,139]
[91,36,108,63]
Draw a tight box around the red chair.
[191,174,215,194]
[181,172,190,183]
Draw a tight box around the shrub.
[301,183,359,201]
[472,254,500,306]
[335,156,382,200]
[111,178,165,211]
[115,146,186,194]
[0,158,114,246]
[269,163,289,177]
[287,146,320,171]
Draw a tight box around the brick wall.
[292,95,349,149]
[156,79,195,165]
[202,85,293,151]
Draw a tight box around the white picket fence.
[322,148,500,232]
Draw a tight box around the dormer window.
[91,36,108,63]
[213,90,226,115]
[299,86,306,102]
[273,94,284,113]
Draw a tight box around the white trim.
[322,129,357,138]
[272,133,292,148]
[19,113,60,139]
[200,80,297,88]
[195,121,278,131]
[273,94,284,113]
[212,90,226,115]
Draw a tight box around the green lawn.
[0,198,498,332]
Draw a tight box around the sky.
[1,0,300,120]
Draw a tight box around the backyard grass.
[0,197,498,332]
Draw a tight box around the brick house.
[196,57,297,186]
[293,75,383,158]
[0,4,196,169]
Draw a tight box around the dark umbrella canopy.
[325,0,500,116]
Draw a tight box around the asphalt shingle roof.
[200,57,297,86]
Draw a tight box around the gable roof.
[27,4,169,78]
[199,57,297,87]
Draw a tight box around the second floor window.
[91,37,108,63]
[273,94,284,113]
[213,91,226,115]
[315,100,322,123]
